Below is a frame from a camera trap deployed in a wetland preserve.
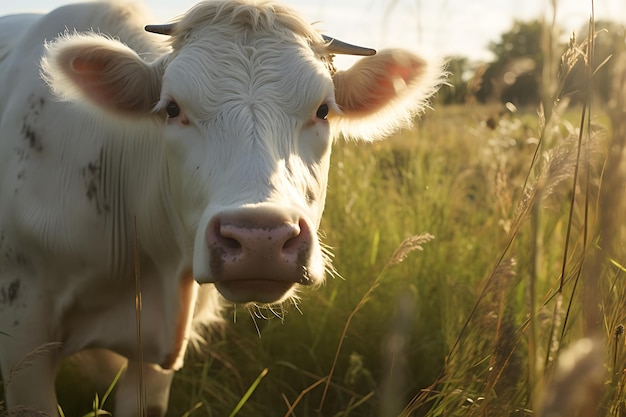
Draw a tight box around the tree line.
[439,19,625,107]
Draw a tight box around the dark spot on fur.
[21,95,45,152]
[0,279,21,305]
[86,181,98,202]
[8,280,20,302]
[81,148,110,214]
[28,94,45,113]
[21,123,40,150]
[306,188,316,205]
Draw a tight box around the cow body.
[0,1,442,415]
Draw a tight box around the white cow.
[0,0,442,415]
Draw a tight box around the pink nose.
[206,206,314,303]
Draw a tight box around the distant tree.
[489,20,545,66]
[474,20,545,106]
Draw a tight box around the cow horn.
[322,35,376,56]
[145,23,177,35]
[144,25,376,57]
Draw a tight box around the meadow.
[4,14,626,417]
[155,29,625,416]
[159,98,624,416]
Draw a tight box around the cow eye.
[166,101,181,118]
[316,103,329,120]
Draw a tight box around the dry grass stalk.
[133,217,146,417]
[386,233,435,267]
[4,342,63,389]
[445,254,518,368]
[539,136,587,200]
[1,344,63,417]
[1,406,51,417]
[513,116,597,227]
[318,233,434,413]
[484,257,517,297]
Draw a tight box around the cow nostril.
[213,220,242,250]
[220,235,241,250]
[282,220,307,251]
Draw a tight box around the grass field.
[3,14,626,417]
[153,90,625,416]
[156,46,626,415]
[152,32,625,416]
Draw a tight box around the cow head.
[42,0,442,305]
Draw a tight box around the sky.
[1,0,624,67]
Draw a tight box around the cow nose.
[205,206,315,304]
[216,218,304,258]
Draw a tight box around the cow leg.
[69,348,128,391]
[114,360,175,417]
[73,350,173,416]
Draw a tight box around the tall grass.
[165,9,626,416]
[3,6,626,417]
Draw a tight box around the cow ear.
[42,34,162,117]
[331,49,444,141]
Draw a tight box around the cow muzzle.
[203,204,316,304]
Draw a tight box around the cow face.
[157,26,335,303]
[42,0,441,305]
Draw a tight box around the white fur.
[0,1,443,415]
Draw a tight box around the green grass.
[3,15,626,417]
